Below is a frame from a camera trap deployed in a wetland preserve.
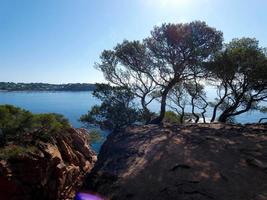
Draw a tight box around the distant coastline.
[0,82,96,91]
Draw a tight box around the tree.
[96,21,223,124]
[207,38,267,122]
[96,40,158,123]
[80,84,141,131]
[167,83,189,124]
[143,21,222,123]
[167,79,208,124]
[94,22,267,125]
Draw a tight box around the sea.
[0,90,266,151]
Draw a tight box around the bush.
[163,111,182,123]
[0,105,71,144]
[0,105,34,140]
[31,113,71,141]
[0,145,38,160]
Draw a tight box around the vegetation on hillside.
[0,105,71,147]
[81,21,267,130]
[0,82,96,91]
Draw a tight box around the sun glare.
[145,0,192,8]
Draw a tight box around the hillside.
[0,82,96,91]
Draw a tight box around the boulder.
[84,123,267,200]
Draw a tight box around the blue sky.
[0,0,267,83]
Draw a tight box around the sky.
[0,0,267,84]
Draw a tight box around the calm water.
[0,91,266,151]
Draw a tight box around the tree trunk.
[180,109,185,124]
[218,113,228,123]
[211,85,228,122]
[201,112,206,123]
[218,97,252,123]
[190,96,200,123]
[150,90,168,124]
[211,104,219,122]
[150,79,178,124]
[259,118,267,123]
[141,97,151,124]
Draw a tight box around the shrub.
[0,105,71,144]
[163,111,182,123]
[0,145,38,160]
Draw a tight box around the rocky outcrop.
[0,128,96,200]
[84,123,267,200]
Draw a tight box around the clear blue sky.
[1,0,267,84]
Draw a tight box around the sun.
[145,0,192,7]
[158,0,191,6]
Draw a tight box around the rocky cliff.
[0,128,96,200]
[83,123,267,200]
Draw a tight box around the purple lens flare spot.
[76,192,104,200]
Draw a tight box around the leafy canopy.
[207,38,267,122]
[80,84,141,131]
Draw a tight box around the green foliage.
[260,106,267,113]
[0,105,71,144]
[0,145,38,160]
[31,113,70,141]
[0,105,34,139]
[80,84,141,131]
[207,38,267,122]
[164,111,182,123]
[88,129,103,144]
[97,21,223,124]
[95,22,267,124]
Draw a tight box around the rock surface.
[84,123,267,200]
[0,128,96,200]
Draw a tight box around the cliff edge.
[84,123,267,200]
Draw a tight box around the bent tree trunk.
[210,85,228,122]
[259,118,267,123]
[141,97,151,124]
[150,79,178,124]
[218,113,229,123]
[180,109,185,124]
[218,107,238,122]
[218,99,253,123]
[191,97,200,123]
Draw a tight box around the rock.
[71,128,96,162]
[0,128,97,200]
[83,123,267,200]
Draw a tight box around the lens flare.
[75,192,104,200]
[145,0,192,7]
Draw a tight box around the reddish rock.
[0,128,96,200]
[84,123,267,200]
